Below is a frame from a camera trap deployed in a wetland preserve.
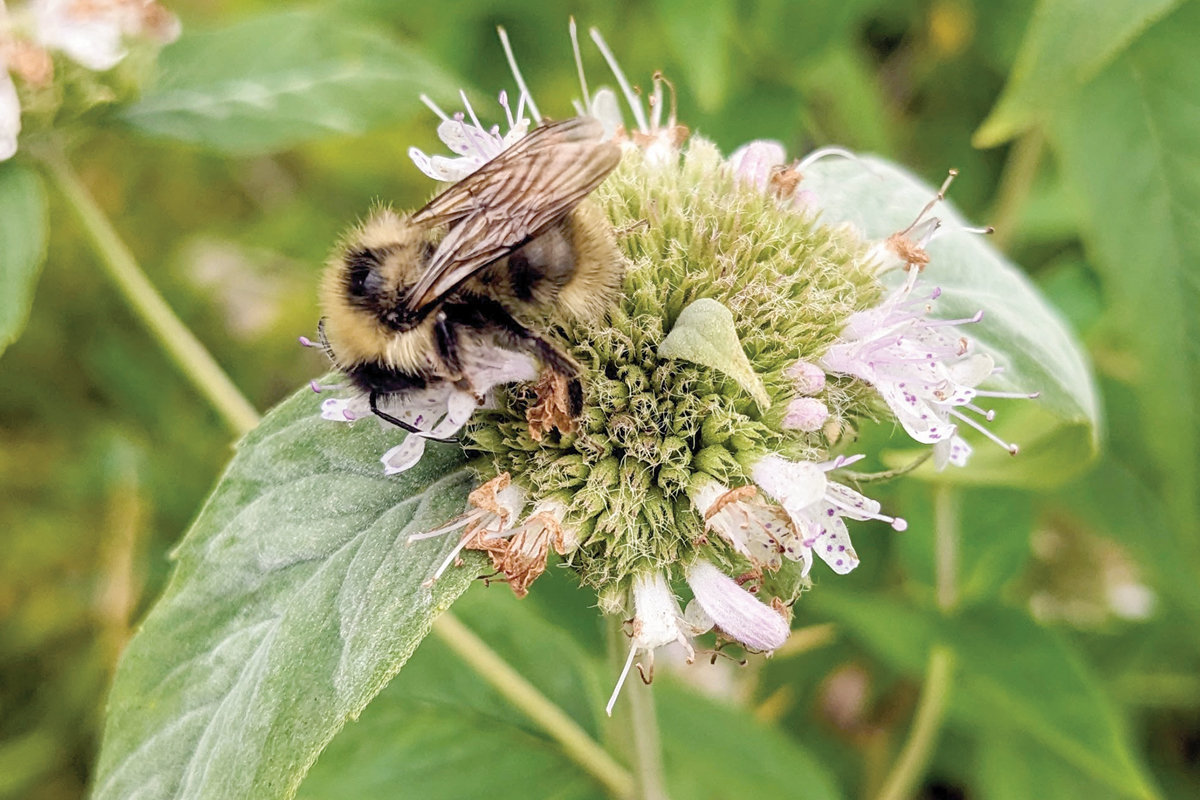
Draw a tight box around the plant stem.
[627,676,669,800]
[933,484,960,613]
[432,612,635,799]
[606,615,670,800]
[873,486,960,800]
[988,129,1045,252]
[873,645,956,800]
[42,150,261,436]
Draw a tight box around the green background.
[1,0,1198,798]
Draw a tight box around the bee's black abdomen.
[346,360,428,396]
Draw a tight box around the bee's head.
[339,214,437,332]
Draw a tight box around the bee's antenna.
[590,27,648,132]
[569,17,591,116]
[497,26,541,122]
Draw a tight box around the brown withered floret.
[526,371,576,441]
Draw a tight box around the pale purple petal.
[783,397,829,432]
[786,360,826,395]
[685,559,790,651]
[728,140,786,192]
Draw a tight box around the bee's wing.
[405,116,621,311]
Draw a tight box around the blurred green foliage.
[2,0,1199,799]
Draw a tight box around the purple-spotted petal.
[811,516,859,575]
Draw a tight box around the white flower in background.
[0,0,178,160]
[34,0,180,70]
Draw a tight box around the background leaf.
[652,0,732,112]
[1050,0,1200,597]
[91,384,482,800]
[813,595,1156,799]
[976,730,1123,800]
[975,0,1183,145]
[302,569,846,800]
[123,10,462,153]
[0,163,49,359]
[803,156,1101,486]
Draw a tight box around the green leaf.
[803,156,1101,486]
[0,163,49,358]
[814,594,1159,800]
[659,297,772,409]
[304,567,846,800]
[945,606,1156,800]
[92,383,483,800]
[974,0,1183,146]
[299,587,606,800]
[652,0,732,112]
[1051,0,1200,575]
[124,10,462,153]
[893,486,1033,604]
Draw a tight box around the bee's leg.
[491,309,581,378]
[433,311,465,379]
[369,391,460,445]
[567,378,584,418]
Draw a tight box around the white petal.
[823,481,882,521]
[751,455,826,514]
[948,353,994,387]
[685,560,789,651]
[320,396,366,422]
[681,599,714,636]
[494,483,527,525]
[590,88,623,139]
[0,69,19,161]
[631,572,683,650]
[381,434,427,475]
[875,382,955,443]
[468,349,539,393]
[934,435,972,470]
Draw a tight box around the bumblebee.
[319,116,623,437]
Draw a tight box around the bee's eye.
[345,247,385,298]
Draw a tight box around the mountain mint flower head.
[310,23,1038,712]
[0,0,178,160]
